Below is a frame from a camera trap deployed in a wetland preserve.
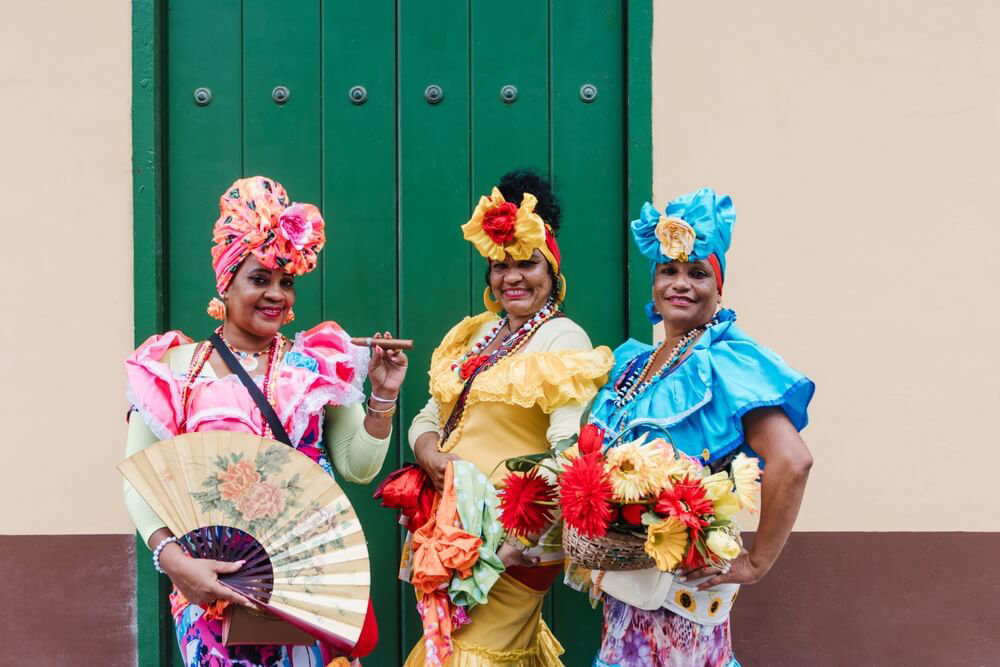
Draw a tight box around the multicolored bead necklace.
[613,314,722,408]
[180,327,285,438]
[450,298,560,375]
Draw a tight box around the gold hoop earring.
[557,274,568,303]
[483,287,503,314]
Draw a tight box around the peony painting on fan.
[119,431,371,656]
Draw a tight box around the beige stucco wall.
[653,1,1000,530]
[0,1,134,533]
[5,0,997,535]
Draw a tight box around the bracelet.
[369,391,398,404]
[152,535,180,574]
[366,404,396,419]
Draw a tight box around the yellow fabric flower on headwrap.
[655,216,696,262]
[461,187,547,262]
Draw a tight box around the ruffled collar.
[590,309,737,441]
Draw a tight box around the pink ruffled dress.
[124,321,377,667]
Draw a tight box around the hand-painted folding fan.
[119,431,370,654]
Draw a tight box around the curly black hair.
[496,169,561,234]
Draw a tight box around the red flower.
[621,503,647,527]
[498,469,557,536]
[559,453,613,538]
[459,354,490,380]
[481,202,519,244]
[654,477,714,534]
[577,423,605,456]
[682,538,708,570]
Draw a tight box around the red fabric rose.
[577,423,605,456]
[459,355,491,380]
[374,463,436,531]
[481,202,518,244]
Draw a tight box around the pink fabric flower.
[278,203,316,250]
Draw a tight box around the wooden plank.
[398,0,472,654]
[321,1,400,663]
[626,0,654,341]
[470,0,555,626]
[549,0,626,662]
[165,0,243,341]
[131,5,170,661]
[243,0,323,328]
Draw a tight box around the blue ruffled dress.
[589,309,814,667]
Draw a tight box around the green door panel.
[397,0,473,652]
[166,0,243,342]
[243,0,323,329]
[139,1,650,663]
[550,1,626,662]
[321,3,400,664]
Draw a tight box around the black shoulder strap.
[209,333,291,445]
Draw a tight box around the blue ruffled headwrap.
[631,187,735,322]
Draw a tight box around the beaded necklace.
[441,299,562,443]
[612,314,722,409]
[180,327,285,438]
[449,298,560,375]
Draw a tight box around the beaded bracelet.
[152,535,180,574]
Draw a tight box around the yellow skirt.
[403,574,564,667]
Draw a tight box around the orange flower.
[218,460,261,501]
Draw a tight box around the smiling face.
[652,259,719,332]
[224,255,295,339]
[488,249,554,320]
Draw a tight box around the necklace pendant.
[240,356,259,372]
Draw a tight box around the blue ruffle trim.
[590,311,814,463]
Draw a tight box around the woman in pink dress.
[123,176,408,666]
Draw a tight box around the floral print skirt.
[594,596,739,667]
[171,589,339,667]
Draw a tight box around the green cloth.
[448,461,505,608]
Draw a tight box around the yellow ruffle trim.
[405,619,565,667]
[429,313,613,414]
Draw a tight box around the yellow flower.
[655,216,696,262]
[701,470,733,501]
[713,490,741,520]
[604,439,669,501]
[644,517,688,571]
[705,529,741,560]
[460,187,546,261]
[731,453,762,513]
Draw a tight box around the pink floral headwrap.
[209,176,326,299]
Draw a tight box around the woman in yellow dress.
[403,170,614,666]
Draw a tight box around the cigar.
[350,336,414,350]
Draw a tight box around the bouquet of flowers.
[496,423,762,573]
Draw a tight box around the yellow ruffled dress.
[405,312,613,667]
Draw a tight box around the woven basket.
[564,524,655,571]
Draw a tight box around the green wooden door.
[133,1,651,664]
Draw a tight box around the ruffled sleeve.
[124,331,194,441]
[275,321,369,445]
[590,310,815,463]
[472,347,614,413]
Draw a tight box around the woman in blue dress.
[587,188,815,667]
